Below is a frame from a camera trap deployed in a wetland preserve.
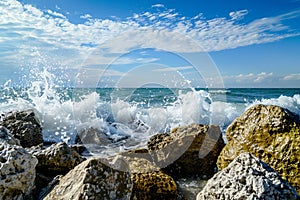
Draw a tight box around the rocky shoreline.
[0,104,299,199]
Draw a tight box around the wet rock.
[131,171,178,200]
[0,125,20,145]
[148,124,225,178]
[75,127,113,145]
[197,153,299,200]
[217,104,300,193]
[69,143,89,155]
[121,151,178,200]
[0,109,43,148]
[0,140,38,200]
[44,157,132,200]
[33,142,86,177]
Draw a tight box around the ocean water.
[1,77,300,155]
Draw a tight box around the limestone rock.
[33,142,86,177]
[0,109,43,148]
[0,125,20,145]
[217,104,300,193]
[121,150,179,200]
[197,153,299,200]
[131,171,178,200]
[75,127,113,145]
[0,140,38,200]
[44,157,132,200]
[148,124,225,177]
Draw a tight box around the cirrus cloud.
[0,0,300,70]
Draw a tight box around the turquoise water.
[1,85,300,154]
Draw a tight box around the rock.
[217,104,300,193]
[148,124,225,178]
[69,144,89,155]
[0,140,38,200]
[0,125,20,145]
[0,110,43,148]
[44,157,132,200]
[131,171,178,200]
[38,175,62,200]
[121,151,178,200]
[197,153,299,200]
[33,142,86,177]
[176,177,208,200]
[75,127,113,145]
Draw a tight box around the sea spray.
[1,70,300,155]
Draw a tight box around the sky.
[1,0,300,88]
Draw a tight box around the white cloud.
[229,10,248,20]
[283,73,300,80]
[153,66,193,72]
[152,4,164,8]
[254,72,273,82]
[80,14,92,19]
[227,72,274,83]
[0,0,300,71]
[223,72,300,87]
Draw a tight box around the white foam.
[247,94,300,116]
[1,70,300,151]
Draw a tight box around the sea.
[1,78,300,156]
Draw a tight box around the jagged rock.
[197,153,299,200]
[44,157,132,200]
[0,140,38,200]
[217,104,300,193]
[0,125,20,145]
[0,110,43,148]
[75,127,113,145]
[131,171,178,200]
[121,151,178,200]
[33,142,86,177]
[148,124,225,177]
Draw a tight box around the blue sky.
[1,0,300,88]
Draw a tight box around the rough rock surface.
[0,109,43,147]
[131,171,178,200]
[197,153,299,200]
[0,140,38,200]
[44,157,132,200]
[0,126,20,145]
[121,151,178,200]
[33,142,86,177]
[75,127,113,145]
[217,104,300,193]
[148,124,225,177]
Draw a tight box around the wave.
[1,71,300,155]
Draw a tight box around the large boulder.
[0,110,43,148]
[44,157,132,200]
[197,153,299,200]
[217,104,300,193]
[0,140,38,200]
[148,124,225,177]
[122,151,178,200]
[32,142,86,177]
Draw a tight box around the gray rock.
[0,125,20,145]
[0,140,38,200]
[148,124,225,177]
[0,110,43,148]
[33,142,86,177]
[217,104,300,193]
[44,156,132,200]
[197,153,299,200]
[75,127,113,145]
